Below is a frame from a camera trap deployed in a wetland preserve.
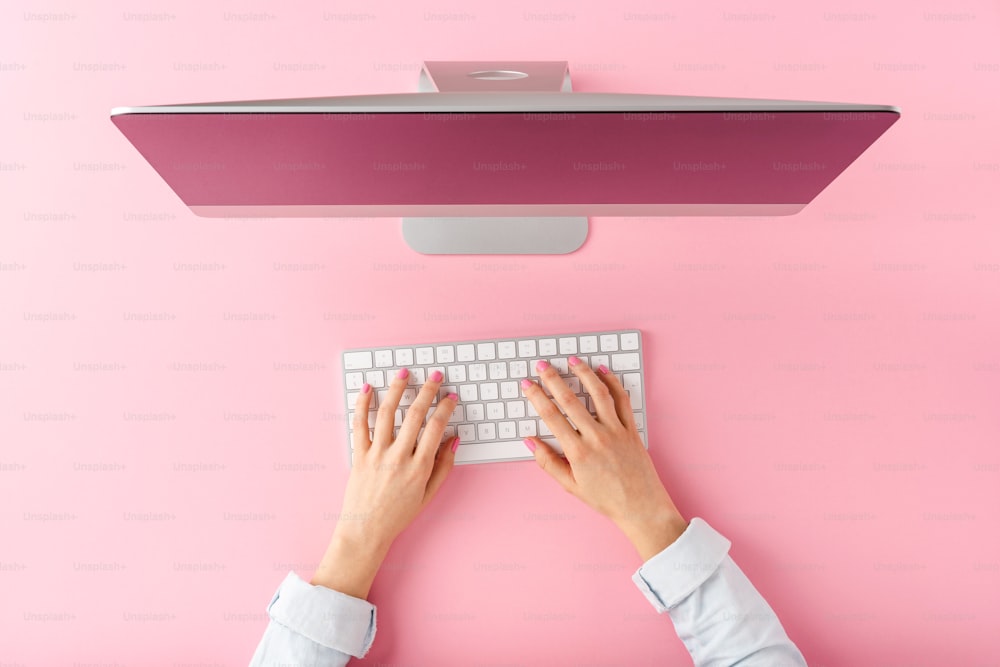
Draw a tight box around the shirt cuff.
[631,517,732,613]
[266,570,377,657]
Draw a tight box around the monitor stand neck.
[402,61,587,255]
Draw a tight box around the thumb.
[424,435,459,504]
[524,437,576,494]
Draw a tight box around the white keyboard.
[341,329,647,465]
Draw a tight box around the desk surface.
[2,4,999,664]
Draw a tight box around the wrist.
[618,508,689,562]
[309,531,390,600]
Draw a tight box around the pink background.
[2,1,998,665]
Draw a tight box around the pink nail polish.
[447,392,458,401]
[430,370,443,382]
[361,383,371,394]
[536,360,550,372]
[520,378,533,389]
[396,368,409,379]
[451,436,461,453]
[598,364,609,375]
[523,438,536,452]
[568,356,580,366]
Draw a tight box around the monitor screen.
[110,94,899,217]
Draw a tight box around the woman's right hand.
[520,357,689,561]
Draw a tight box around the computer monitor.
[110,61,900,254]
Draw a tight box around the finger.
[415,391,457,464]
[423,435,460,504]
[374,368,410,446]
[535,360,596,436]
[595,364,636,431]
[351,383,374,454]
[523,436,576,494]
[567,356,618,426]
[520,376,581,454]
[395,369,445,451]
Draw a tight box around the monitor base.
[402,216,588,255]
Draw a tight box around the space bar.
[454,438,563,465]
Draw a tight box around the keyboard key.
[518,339,537,357]
[579,336,598,353]
[611,353,641,371]
[498,341,517,359]
[467,404,485,421]
[539,338,557,356]
[399,388,418,405]
[477,343,496,360]
[507,400,525,418]
[550,357,568,374]
[488,362,507,379]
[374,350,394,368]
[500,381,519,399]
[539,420,553,436]
[365,370,385,388]
[457,344,476,362]
[345,372,365,389]
[459,384,478,401]
[633,412,644,430]
[590,354,609,370]
[620,333,639,350]
[623,373,642,409]
[509,360,528,378]
[457,423,476,441]
[344,351,373,370]
[518,420,537,437]
[558,337,578,355]
[477,423,497,440]
[526,401,539,417]
[468,364,487,381]
[416,347,435,364]
[599,335,619,352]
[449,406,465,423]
[480,383,499,400]
[566,377,581,393]
[436,346,455,363]
[447,365,467,383]
[395,348,414,366]
[486,402,504,420]
[409,367,426,385]
[443,425,456,440]
[498,421,516,439]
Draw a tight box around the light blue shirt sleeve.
[248,570,376,667]
[632,517,808,666]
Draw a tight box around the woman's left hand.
[310,368,460,599]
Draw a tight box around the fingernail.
[447,392,458,401]
[523,438,536,452]
[361,383,371,394]
[568,355,580,367]
[396,368,409,379]
[536,360,550,372]
[598,364,609,375]
[520,378,533,390]
[451,436,461,453]
[430,370,443,382]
